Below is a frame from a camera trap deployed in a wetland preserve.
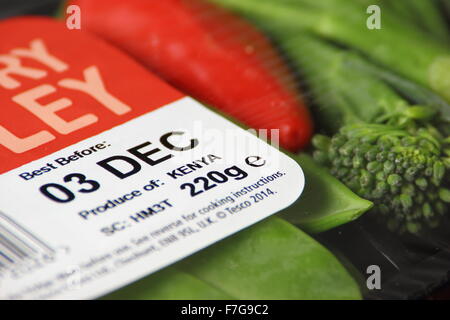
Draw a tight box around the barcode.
[0,211,55,275]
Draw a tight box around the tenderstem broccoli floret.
[313,124,450,233]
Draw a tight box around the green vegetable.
[280,153,373,233]
[313,124,450,234]
[354,0,448,42]
[340,49,450,131]
[277,33,450,234]
[380,0,449,41]
[283,36,408,133]
[211,0,450,103]
[103,218,362,299]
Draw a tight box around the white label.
[0,98,304,299]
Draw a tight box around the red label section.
[0,17,184,174]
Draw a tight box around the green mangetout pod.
[281,154,374,233]
[103,218,361,299]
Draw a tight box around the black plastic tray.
[317,215,450,299]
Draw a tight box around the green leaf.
[179,218,361,299]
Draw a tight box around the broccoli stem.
[276,33,408,132]
[343,51,450,126]
[382,0,449,41]
[212,0,450,102]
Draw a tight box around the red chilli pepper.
[67,0,313,151]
